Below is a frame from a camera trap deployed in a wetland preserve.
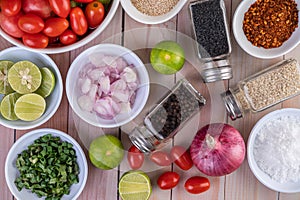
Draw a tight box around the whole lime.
[150,40,185,75]
[89,135,124,170]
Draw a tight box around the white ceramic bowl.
[66,43,150,128]
[248,108,300,193]
[5,128,88,200]
[0,0,119,54]
[0,47,63,130]
[121,0,187,24]
[233,0,300,59]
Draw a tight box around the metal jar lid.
[221,90,243,120]
[201,65,232,83]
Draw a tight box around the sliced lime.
[0,92,22,120]
[35,67,56,98]
[0,60,14,94]
[14,93,46,121]
[8,61,42,94]
[119,171,152,200]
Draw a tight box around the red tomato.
[127,145,144,170]
[18,13,44,34]
[150,151,172,166]
[184,176,210,194]
[59,29,78,45]
[69,7,88,36]
[0,12,24,38]
[170,146,193,171]
[157,172,180,190]
[43,18,69,37]
[85,1,105,29]
[49,0,71,18]
[22,33,49,48]
[1,0,22,16]
[22,0,52,19]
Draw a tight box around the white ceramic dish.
[66,43,150,128]
[248,108,300,193]
[0,0,119,54]
[0,47,63,130]
[233,0,300,59]
[5,128,88,200]
[121,0,187,24]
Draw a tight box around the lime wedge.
[119,171,152,200]
[0,60,14,94]
[0,92,21,120]
[8,61,42,94]
[35,67,56,98]
[14,93,46,121]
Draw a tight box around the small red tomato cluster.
[0,0,107,48]
[127,145,210,194]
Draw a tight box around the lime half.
[0,92,21,120]
[8,61,42,94]
[0,60,14,94]
[119,171,152,200]
[14,93,46,121]
[35,67,56,98]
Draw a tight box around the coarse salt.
[254,115,300,183]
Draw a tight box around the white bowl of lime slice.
[0,47,63,130]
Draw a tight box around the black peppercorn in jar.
[129,79,206,153]
[189,0,232,82]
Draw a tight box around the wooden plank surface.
[1,1,300,200]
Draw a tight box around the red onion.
[190,123,245,176]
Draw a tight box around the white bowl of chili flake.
[5,128,88,200]
[233,0,300,59]
[120,0,187,24]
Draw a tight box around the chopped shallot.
[77,54,139,119]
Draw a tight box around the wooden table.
[1,0,300,199]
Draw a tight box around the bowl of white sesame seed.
[121,0,188,24]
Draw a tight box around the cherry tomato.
[127,145,144,170]
[150,151,172,166]
[0,12,24,38]
[70,7,88,36]
[59,29,78,45]
[22,33,49,48]
[85,1,105,29]
[18,13,44,34]
[49,0,71,18]
[1,0,22,17]
[184,176,210,194]
[43,18,69,37]
[157,171,180,190]
[170,146,193,171]
[22,0,52,19]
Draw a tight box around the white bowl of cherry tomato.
[0,0,119,54]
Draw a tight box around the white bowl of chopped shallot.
[66,43,150,128]
[120,0,188,24]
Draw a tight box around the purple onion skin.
[190,123,245,176]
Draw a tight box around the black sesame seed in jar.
[190,0,230,59]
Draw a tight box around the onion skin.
[190,123,245,176]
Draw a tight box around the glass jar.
[189,0,232,82]
[129,79,206,153]
[222,58,300,120]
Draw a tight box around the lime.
[8,61,42,94]
[35,67,56,98]
[0,60,14,94]
[150,40,185,75]
[119,171,152,200]
[0,92,21,120]
[89,135,124,170]
[14,93,46,121]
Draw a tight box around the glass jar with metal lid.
[222,58,300,120]
[189,0,232,82]
[129,79,206,153]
